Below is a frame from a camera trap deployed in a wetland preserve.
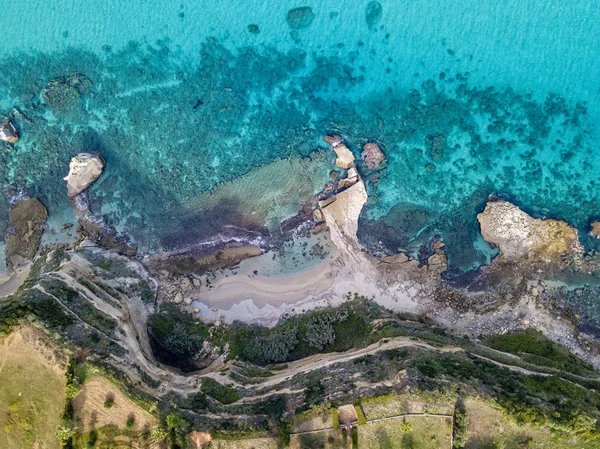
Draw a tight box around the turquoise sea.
[1,0,600,276]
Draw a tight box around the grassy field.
[0,326,66,449]
[360,390,456,421]
[72,376,158,448]
[211,437,280,448]
[464,398,600,449]
[290,429,349,449]
[293,402,336,433]
[358,416,452,449]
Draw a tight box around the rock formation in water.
[286,6,315,29]
[477,199,582,262]
[323,135,355,169]
[589,221,600,239]
[42,74,92,114]
[64,152,105,197]
[0,118,19,143]
[365,2,383,29]
[361,142,385,169]
[5,198,48,270]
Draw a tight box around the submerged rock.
[5,198,48,270]
[0,119,19,143]
[64,152,105,197]
[589,221,600,238]
[247,24,260,34]
[477,199,583,262]
[361,142,385,169]
[286,6,315,29]
[42,74,92,113]
[365,1,383,28]
[323,134,343,147]
[425,134,446,161]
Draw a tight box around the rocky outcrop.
[5,198,47,270]
[321,181,368,261]
[42,74,92,114]
[338,167,359,189]
[147,245,263,275]
[589,221,600,239]
[0,119,19,143]
[361,143,385,169]
[477,199,583,262]
[64,152,105,197]
[323,135,355,169]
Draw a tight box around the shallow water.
[1,0,599,274]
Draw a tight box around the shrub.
[166,413,190,449]
[400,419,413,433]
[230,324,298,365]
[453,404,468,448]
[201,378,241,405]
[126,417,135,429]
[483,329,594,375]
[306,308,349,350]
[151,426,168,442]
[56,420,76,442]
[104,398,114,408]
[148,303,208,366]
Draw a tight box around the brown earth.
[72,377,157,433]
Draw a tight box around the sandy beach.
[191,180,442,324]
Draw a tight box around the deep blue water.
[1,1,599,275]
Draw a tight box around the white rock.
[333,144,355,169]
[184,297,192,305]
[174,293,183,304]
[192,278,201,287]
[0,119,18,143]
[63,153,105,197]
[477,200,582,261]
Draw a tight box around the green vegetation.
[453,402,468,448]
[201,378,241,405]
[483,328,595,375]
[351,426,359,448]
[230,300,380,365]
[412,352,600,440]
[331,408,340,430]
[0,335,66,449]
[357,416,452,449]
[355,404,367,425]
[58,361,83,448]
[147,303,208,369]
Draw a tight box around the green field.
[358,416,452,449]
[0,328,66,449]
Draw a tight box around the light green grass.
[357,416,452,449]
[0,330,66,449]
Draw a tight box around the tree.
[56,420,76,442]
[306,314,335,350]
[166,413,190,448]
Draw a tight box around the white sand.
[191,181,442,325]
